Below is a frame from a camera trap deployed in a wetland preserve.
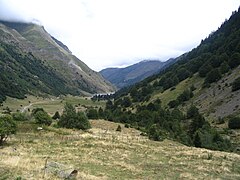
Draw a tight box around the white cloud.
[0,0,239,71]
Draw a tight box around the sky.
[0,0,239,71]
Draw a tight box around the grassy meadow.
[0,95,105,115]
[0,120,240,179]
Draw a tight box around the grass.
[0,120,240,179]
[0,95,105,115]
[151,74,204,107]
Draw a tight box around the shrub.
[232,77,240,92]
[34,111,52,126]
[148,124,161,141]
[116,125,122,132]
[205,68,221,84]
[12,112,29,121]
[87,108,99,119]
[58,103,91,130]
[52,111,60,120]
[31,108,44,116]
[168,100,179,108]
[228,117,240,129]
[0,115,17,145]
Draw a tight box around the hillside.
[100,8,240,151]
[1,120,240,179]
[100,59,176,89]
[0,21,115,102]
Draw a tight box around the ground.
[0,120,240,179]
[0,95,105,115]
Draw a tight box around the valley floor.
[0,120,240,179]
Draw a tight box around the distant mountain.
[0,21,115,102]
[100,59,176,89]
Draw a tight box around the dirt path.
[21,103,32,113]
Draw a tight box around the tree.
[205,68,221,84]
[220,61,230,74]
[34,110,52,126]
[232,77,240,92]
[228,117,240,129]
[193,131,202,147]
[58,103,91,130]
[116,125,122,132]
[98,107,104,119]
[0,115,17,145]
[52,111,60,120]
[121,97,132,107]
[87,108,98,119]
[31,108,44,116]
[198,63,213,77]
[168,100,179,108]
[228,52,240,68]
[12,112,29,121]
[148,124,161,141]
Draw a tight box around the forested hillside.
[0,42,78,102]
[94,8,240,152]
[0,21,114,102]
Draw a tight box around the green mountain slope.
[100,59,176,89]
[0,21,115,102]
[100,8,240,152]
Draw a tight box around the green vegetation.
[228,117,240,129]
[102,98,231,151]
[86,108,99,119]
[116,124,122,132]
[0,42,80,103]
[232,77,240,91]
[52,111,60,120]
[1,120,240,179]
[103,8,240,152]
[34,110,52,126]
[12,112,30,121]
[58,103,91,130]
[0,115,17,145]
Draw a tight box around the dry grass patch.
[0,120,240,179]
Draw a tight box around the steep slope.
[100,59,176,89]
[101,8,240,151]
[0,21,114,96]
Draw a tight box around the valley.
[0,3,240,180]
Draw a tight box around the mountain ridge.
[100,58,176,89]
[0,20,115,102]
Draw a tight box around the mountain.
[100,59,176,89]
[100,8,240,152]
[0,21,115,102]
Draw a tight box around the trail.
[21,103,32,113]
[20,99,54,113]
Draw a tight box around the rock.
[45,161,78,179]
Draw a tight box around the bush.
[12,112,29,121]
[87,108,99,119]
[232,77,240,92]
[205,68,221,84]
[58,103,91,130]
[34,111,52,126]
[168,100,179,108]
[228,117,240,129]
[116,125,122,132]
[0,115,17,145]
[52,111,60,120]
[31,108,44,116]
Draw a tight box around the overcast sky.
[0,0,239,71]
